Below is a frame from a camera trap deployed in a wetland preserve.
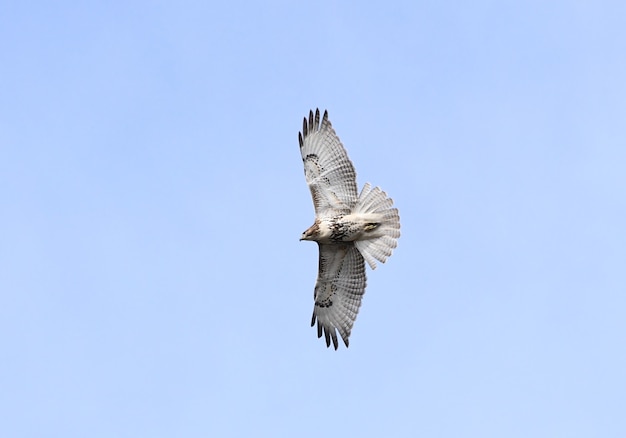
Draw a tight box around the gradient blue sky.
[2,1,626,437]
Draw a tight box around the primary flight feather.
[299,109,400,349]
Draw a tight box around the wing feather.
[299,109,358,216]
[311,243,367,349]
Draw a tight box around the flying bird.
[299,109,400,349]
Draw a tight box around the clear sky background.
[2,1,625,437]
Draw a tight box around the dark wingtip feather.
[308,110,314,134]
[299,108,330,146]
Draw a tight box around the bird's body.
[298,109,400,349]
[301,214,386,244]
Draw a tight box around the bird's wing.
[299,109,358,216]
[311,243,367,349]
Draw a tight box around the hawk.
[299,109,400,349]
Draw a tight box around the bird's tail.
[352,183,400,269]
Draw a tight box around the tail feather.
[353,183,400,269]
[354,183,389,213]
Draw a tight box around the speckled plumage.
[299,109,401,349]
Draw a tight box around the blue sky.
[2,1,626,436]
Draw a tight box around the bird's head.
[300,222,320,241]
